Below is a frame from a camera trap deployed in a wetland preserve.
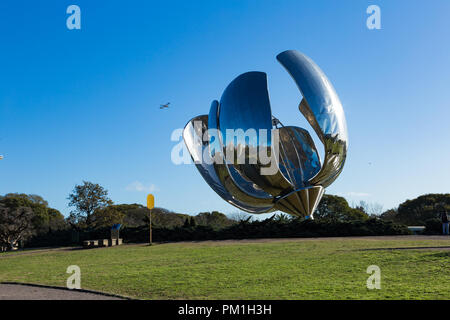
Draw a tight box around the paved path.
[0,283,125,300]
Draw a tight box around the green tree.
[67,181,113,229]
[380,208,398,222]
[0,193,65,234]
[394,193,450,225]
[111,204,189,228]
[195,211,233,228]
[189,216,196,227]
[274,213,292,223]
[314,194,368,222]
[91,206,125,228]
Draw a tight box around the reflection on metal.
[183,115,274,214]
[183,50,348,218]
[276,51,348,188]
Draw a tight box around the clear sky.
[1,0,449,217]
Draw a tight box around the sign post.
[146,194,154,245]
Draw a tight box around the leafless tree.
[228,211,253,222]
[353,201,383,216]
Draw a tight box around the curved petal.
[278,126,321,189]
[218,71,293,196]
[183,115,274,214]
[276,50,348,187]
[208,100,272,200]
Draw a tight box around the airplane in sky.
[160,102,170,109]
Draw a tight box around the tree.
[354,201,383,216]
[46,208,67,231]
[189,216,196,227]
[183,217,190,228]
[0,193,48,207]
[228,211,253,222]
[273,213,292,223]
[91,206,125,228]
[0,205,34,250]
[392,194,450,225]
[0,193,65,234]
[314,194,368,222]
[195,211,234,228]
[380,208,398,222]
[99,204,149,227]
[67,181,112,229]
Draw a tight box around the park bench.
[81,223,123,249]
[81,238,124,248]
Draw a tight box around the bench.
[98,239,109,247]
[83,239,123,249]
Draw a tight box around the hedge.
[24,218,411,248]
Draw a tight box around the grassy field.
[1,236,449,299]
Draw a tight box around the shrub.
[23,218,411,248]
[424,218,442,235]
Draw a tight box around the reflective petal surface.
[275,186,324,217]
[209,100,273,200]
[183,115,274,213]
[218,72,293,196]
[277,126,321,189]
[184,50,348,219]
[276,50,348,188]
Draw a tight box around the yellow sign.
[147,194,155,209]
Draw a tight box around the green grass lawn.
[1,236,449,299]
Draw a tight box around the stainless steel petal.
[278,126,321,189]
[276,50,348,188]
[183,115,274,214]
[209,100,273,200]
[218,71,294,196]
[275,186,324,217]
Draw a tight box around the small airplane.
[160,102,170,109]
[0,155,3,160]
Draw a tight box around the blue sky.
[1,0,449,217]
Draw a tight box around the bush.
[23,218,411,248]
[424,218,442,235]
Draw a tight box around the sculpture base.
[274,186,324,218]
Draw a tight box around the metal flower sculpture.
[183,50,348,219]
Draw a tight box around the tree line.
[1,181,449,250]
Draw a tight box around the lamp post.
[146,194,155,245]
